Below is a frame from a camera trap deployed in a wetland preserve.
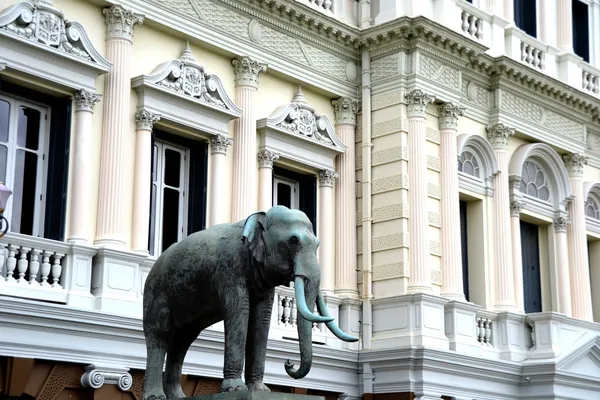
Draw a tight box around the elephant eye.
[289,236,299,245]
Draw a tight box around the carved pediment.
[265,87,344,149]
[0,0,110,69]
[135,43,240,114]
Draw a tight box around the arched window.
[519,160,550,202]
[458,151,481,179]
[586,196,600,220]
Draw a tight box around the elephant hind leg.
[163,319,216,399]
[142,330,168,400]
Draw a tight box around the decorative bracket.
[80,364,133,391]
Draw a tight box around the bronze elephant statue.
[141,205,358,400]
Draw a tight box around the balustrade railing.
[460,9,483,41]
[294,0,333,16]
[475,314,494,347]
[0,233,71,303]
[582,68,600,95]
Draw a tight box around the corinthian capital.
[210,134,233,155]
[74,90,101,112]
[257,149,280,168]
[331,97,358,126]
[405,89,435,118]
[318,169,339,187]
[510,200,523,217]
[103,5,144,41]
[553,216,568,233]
[135,109,160,131]
[232,57,267,88]
[437,103,465,130]
[563,153,588,177]
[486,123,514,150]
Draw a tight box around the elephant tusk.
[316,292,359,343]
[294,276,334,323]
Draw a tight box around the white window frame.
[273,175,300,210]
[150,139,190,256]
[0,92,50,238]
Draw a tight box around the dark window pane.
[0,99,9,143]
[277,182,291,208]
[13,150,38,235]
[17,106,40,151]
[514,0,537,38]
[0,145,6,183]
[162,187,180,252]
[149,183,157,255]
[573,0,590,62]
[459,200,469,301]
[521,221,542,313]
[164,148,181,188]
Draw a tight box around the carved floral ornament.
[257,149,280,168]
[563,153,588,177]
[210,134,233,155]
[331,97,358,126]
[438,103,465,130]
[135,109,160,131]
[265,86,345,149]
[318,169,339,187]
[0,0,110,69]
[133,43,241,114]
[405,89,435,118]
[486,123,515,150]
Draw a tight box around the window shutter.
[459,200,469,301]
[43,98,72,241]
[187,141,208,234]
[520,220,542,313]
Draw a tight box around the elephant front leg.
[221,291,250,392]
[245,289,275,391]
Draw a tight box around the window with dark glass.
[514,0,537,38]
[521,220,542,313]
[459,200,470,301]
[573,0,590,62]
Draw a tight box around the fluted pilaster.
[209,134,233,227]
[68,90,101,243]
[554,215,573,316]
[564,153,593,320]
[438,103,466,300]
[319,169,339,293]
[230,57,267,222]
[257,149,279,212]
[510,199,524,312]
[504,0,514,23]
[95,5,143,247]
[406,89,435,292]
[486,124,517,311]
[332,97,358,297]
[131,109,159,253]
[557,0,573,52]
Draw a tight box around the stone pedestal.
[185,393,324,400]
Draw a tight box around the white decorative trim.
[457,133,499,197]
[103,4,143,42]
[74,90,101,112]
[405,89,435,118]
[80,364,133,391]
[509,143,573,213]
[0,0,111,91]
[563,153,588,178]
[210,134,233,155]
[257,148,279,168]
[438,103,465,130]
[584,182,600,234]
[318,169,339,187]
[232,56,267,88]
[257,87,345,172]
[332,97,358,126]
[486,123,514,150]
[132,42,241,137]
[135,109,160,131]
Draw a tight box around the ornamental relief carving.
[461,79,489,108]
[371,53,399,82]
[0,0,109,66]
[500,91,585,142]
[418,55,460,90]
[587,130,600,153]
[373,262,406,281]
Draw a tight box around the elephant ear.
[242,211,267,263]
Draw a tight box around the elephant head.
[242,206,358,380]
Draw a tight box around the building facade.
[1,0,600,399]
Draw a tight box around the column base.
[65,243,97,310]
[93,238,127,249]
[91,247,147,317]
[407,284,433,294]
[67,236,88,245]
[370,293,448,350]
[493,303,518,313]
[441,291,466,302]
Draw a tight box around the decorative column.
[486,124,517,311]
[230,57,267,222]
[504,0,514,23]
[510,200,524,312]
[332,97,359,297]
[95,5,143,247]
[131,109,159,253]
[209,134,233,227]
[557,0,573,52]
[438,103,465,300]
[318,169,339,294]
[486,0,502,15]
[406,89,435,293]
[564,153,593,321]
[257,149,279,212]
[553,215,573,316]
[68,90,101,243]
